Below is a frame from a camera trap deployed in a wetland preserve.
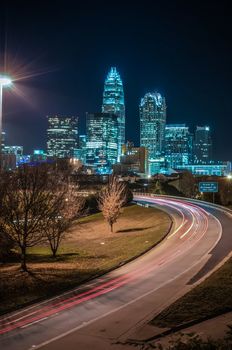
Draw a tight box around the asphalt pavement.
[1,195,231,350]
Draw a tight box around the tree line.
[0,165,130,271]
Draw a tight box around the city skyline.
[0,68,222,173]
[1,65,218,164]
[0,67,221,159]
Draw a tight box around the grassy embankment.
[0,205,171,315]
[152,257,232,328]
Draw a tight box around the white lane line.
[136,197,188,239]
[168,220,186,238]
[180,209,196,239]
[139,196,208,241]
[21,317,48,329]
[147,199,196,240]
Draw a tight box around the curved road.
[1,195,232,350]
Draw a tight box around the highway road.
[1,194,232,350]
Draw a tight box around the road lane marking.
[21,317,48,329]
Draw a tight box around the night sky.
[0,0,231,159]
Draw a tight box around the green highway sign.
[199,182,218,193]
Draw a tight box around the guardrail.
[132,192,232,214]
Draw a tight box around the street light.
[0,74,12,154]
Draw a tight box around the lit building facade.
[140,92,166,174]
[114,141,148,174]
[177,162,231,176]
[102,67,125,160]
[3,145,23,163]
[73,134,87,164]
[165,124,193,168]
[32,149,47,162]
[86,113,118,173]
[194,126,212,164]
[47,115,78,158]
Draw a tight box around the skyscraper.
[102,67,125,160]
[140,92,166,174]
[165,124,193,169]
[73,135,87,164]
[47,115,78,158]
[194,126,212,164]
[86,112,118,173]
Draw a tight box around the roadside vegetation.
[151,257,232,329]
[131,329,232,349]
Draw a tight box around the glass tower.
[140,93,166,174]
[86,112,118,173]
[47,115,78,158]
[194,126,212,164]
[165,124,193,168]
[73,135,87,164]
[102,67,125,161]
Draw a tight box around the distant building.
[17,155,31,165]
[86,113,118,173]
[31,149,47,162]
[47,115,78,158]
[165,124,193,168]
[194,126,212,164]
[114,141,148,174]
[74,134,86,164]
[3,145,23,163]
[140,92,166,175]
[177,161,231,176]
[102,67,125,160]
[79,134,86,149]
[147,157,167,175]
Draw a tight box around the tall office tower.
[165,124,193,169]
[102,67,125,160]
[74,135,87,164]
[194,126,212,164]
[47,115,78,158]
[86,113,118,173]
[79,134,86,149]
[140,92,166,174]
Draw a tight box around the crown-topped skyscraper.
[102,67,125,161]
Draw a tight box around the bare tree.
[45,186,84,257]
[98,176,127,233]
[0,165,66,271]
[220,179,232,206]
[179,171,195,198]
[149,180,164,195]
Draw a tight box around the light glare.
[0,75,12,86]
